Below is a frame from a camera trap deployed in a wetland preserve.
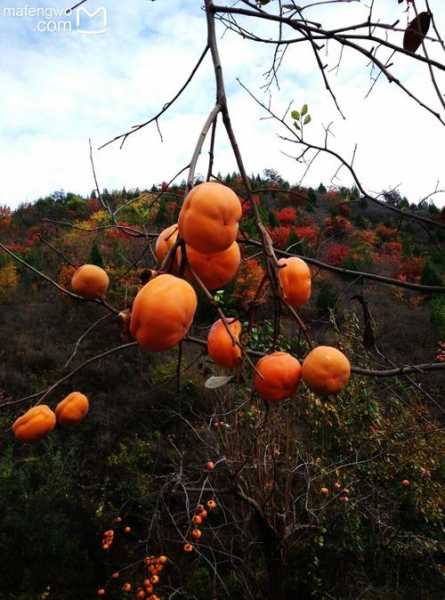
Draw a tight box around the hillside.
[0,174,444,600]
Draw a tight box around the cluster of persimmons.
[95,499,217,599]
[183,498,218,553]
[97,533,168,599]
[11,181,352,444]
[12,391,89,442]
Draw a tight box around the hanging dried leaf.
[205,375,234,389]
[403,12,431,53]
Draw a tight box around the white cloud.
[1,0,445,208]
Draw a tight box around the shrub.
[431,295,445,336]
[316,281,338,315]
[375,223,399,242]
[323,216,353,237]
[277,207,297,225]
[382,241,402,255]
[326,244,350,266]
[267,226,291,248]
[295,225,319,247]
[421,259,443,287]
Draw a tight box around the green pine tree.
[89,241,104,268]
[421,259,443,286]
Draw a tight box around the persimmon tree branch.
[241,238,445,294]
[99,45,210,150]
[0,240,119,314]
[238,78,445,232]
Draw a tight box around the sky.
[1,0,445,208]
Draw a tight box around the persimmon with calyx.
[71,264,109,299]
[155,224,179,269]
[254,352,302,402]
[178,182,242,254]
[277,257,311,308]
[207,318,242,368]
[12,405,56,442]
[130,274,197,351]
[55,391,89,426]
[302,346,351,395]
[187,241,241,290]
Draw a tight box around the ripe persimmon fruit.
[130,274,197,351]
[254,352,302,402]
[55,391,89,426]
[71,264,109,299]
[278,257,311,308]
[12,405,56,442]
[207,318,242,368]
[191,528,202,539]
[301,346,351,394]
[184,543,193,552]
[186,241,241,290]
[155,224,179,268]
[178,182,242,254]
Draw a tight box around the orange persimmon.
[155,224,179,268]
[178,182,241,254]
[207,318,242,368]
[277,257,311,308]
[254,352,302,402]
[130,274,197,351]
[55,392,89,426]
[301,346,351,394]
[12,405,56,442]
[71,264,109,299]
[186,241,241,290]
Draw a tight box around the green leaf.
[205,375,234,389]
[301,104,308,116]
[304,114,311,125]
[294,121,301,130]
[291,110,300,121]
